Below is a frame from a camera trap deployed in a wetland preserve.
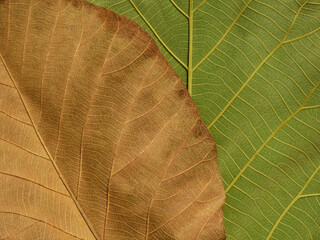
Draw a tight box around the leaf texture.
[0,0,225,239]
[87,0,320,239]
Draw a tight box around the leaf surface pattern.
[88,0,320,239]
[0,0,225,239]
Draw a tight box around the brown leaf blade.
[0,0,225,239]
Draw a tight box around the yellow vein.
[225,79,320,193]
[193,0,253,71]
[225,202,269,233]
[284,26,320,43]
[207,0,309,129]
[226,234,237,240]
[188,0,194,95]
[292,205,320,231]
[193,0,207,13]
[266,164,320,239]
[108,0,127,9]
[228,187,274,225]
[224,217,253,240]
[302,105,320,110]
[207,45,279,129]
[299,193,320,199]
[170,0,189,18]
[129,0,187,69]
[0,54,99,240]
[308,1,320,5]
[258,154,303,188]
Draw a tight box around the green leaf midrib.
[187,0,193,96]
[127,0,318,115]
[128,0,255,96]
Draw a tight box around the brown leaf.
[0,0,225,239]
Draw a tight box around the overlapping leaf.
[0,0,225,239]
[88,0,320,239]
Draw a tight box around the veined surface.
[0,0,225,239]
[88,0,320,239]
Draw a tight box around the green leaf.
[89,0,320,239]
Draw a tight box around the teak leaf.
[0,0,225,239]
[88,0,320,239]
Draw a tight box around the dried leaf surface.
[0,0,225,239]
